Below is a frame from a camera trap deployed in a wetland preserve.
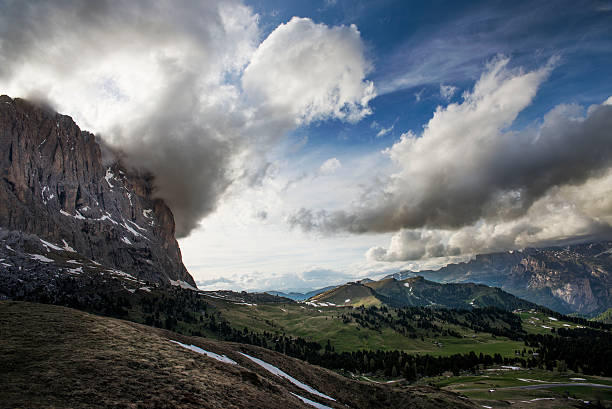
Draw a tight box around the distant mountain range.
[310,276,537,311]
[266,286,337,301]
[386,242,612,316]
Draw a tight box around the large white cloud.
[242,17,375,125]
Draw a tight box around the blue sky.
[1,0,611,292]
[251,0,612,153]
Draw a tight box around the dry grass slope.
[0,301,476,409]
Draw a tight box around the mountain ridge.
[0,95,194,286]
[309,276,537,311]
[385,241,612,316]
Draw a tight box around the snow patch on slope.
[169,279,198,291]
[291,393,334,409]
[170,340,237,365]
[104,168,114,188]
[239,352,335,401]
[30,254,53,263]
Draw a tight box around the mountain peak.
[0,95,195,286]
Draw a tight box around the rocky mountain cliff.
[0,95,195,286]
[389,241,612,316]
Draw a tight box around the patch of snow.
[143,209,153,218]
[541,325,552,329]
[6,245,14,252]
[501,365,521,370]
[67,266,83,274]
[1,262,11,267]
[30,254,53,263]
[233,302,257,306]
[291,393,334,409]
[170,340,237,365]
[127,220,147,232]
[169,279,198,291]
[548,317,558,321]
[520,398,555,403]
[62,240,76,252]
[121,237,132,245]
[41,186,50,204]
[66,260,81,264]
[107,269,137,280]
[517,378,559,383]
[570,378,586,381]
[40,238,63,251]
[60,209,86,220]
[139,286,151,292]
[563,324,571,327]
[344,299,351,303]
[104,168,114,188]
[99,213,119,225]
[121,220,148,239]
[239,352,335,401]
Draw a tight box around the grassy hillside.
[210,297,527,357]
[0,301,476,409]
[426,368,612,408]
[594,308,612,324]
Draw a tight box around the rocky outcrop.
[0,95,195,286]
[392,242,612,316]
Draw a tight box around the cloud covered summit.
[0,0,374,237]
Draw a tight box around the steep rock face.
[393,242,612,316]
[0,95,195,286]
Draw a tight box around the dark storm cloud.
[0,0,257,237]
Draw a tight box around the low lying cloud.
[0,2,374,238]
[291,57,612,260]
[196,268,356,293]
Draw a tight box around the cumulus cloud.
[242,17,375,125]
[0,2,374,237]
[439,83,458,100]
[291,57,612,259]
[319,157,342,174]
[371,119,396,137]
